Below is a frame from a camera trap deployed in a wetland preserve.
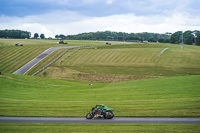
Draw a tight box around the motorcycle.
[86,104,114,119]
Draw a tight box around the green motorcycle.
[86,104,114,119]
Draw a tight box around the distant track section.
[1,117,200,124]
[155,47,169,62]
[13,46,78,75]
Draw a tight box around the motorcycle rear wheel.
[105,111,114,119]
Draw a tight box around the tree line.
[55,30,200,45]
[0,30,46,39]
[0,29,31,39]
[170,30,200,45]
[33,33,45,39]
[1,29,200,45]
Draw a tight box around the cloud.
[14,0,70,5]
[82,0,101,4]
[1,10,199,38]
[106,0,115,4]
[1,0,200,18]
[0,0,200,37]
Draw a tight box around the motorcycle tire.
[86,112,93,119]
[105,111,114,119]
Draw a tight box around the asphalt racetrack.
[1,117,200,124]
[13,46,78,75]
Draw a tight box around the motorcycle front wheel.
[86,112,93,119]
[105,111,114,119]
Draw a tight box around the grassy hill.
[0,73,199,117]
[0,39,200,132]
[0,39,105,74]
[0,39,200,117]
[1,39,199,81]
[34,43,200,82]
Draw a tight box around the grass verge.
[0,123,199,133]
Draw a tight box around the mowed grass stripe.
[0,46,18,56]
[1,47,34,64]
[51,49,78,67]
[1,47,33,64]
[1,47,32,63]
[81,50,94,64]
[1,47,45,73]
[106,48,152,65]
[66,50,89,66]
[64,48,162,66]
[181,49,200,66]
[156,48,200,68]
[5,47,41,72]
[0,48,29,72]
[49,45,199,77]
[118,50,131,63]
[0,47,23,62]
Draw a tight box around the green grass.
[1,39,199,132]
[0,39,105,47]
[0,123,200,133]
[2,39,199,81]
[0,39,200,117]
[0,39,106,74]
[0,39,56,74]
[38,43,200,81]
[0,74,199,117]
[0,46,47,73]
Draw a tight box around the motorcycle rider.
[86,104,114,119]
[95,104,108,117]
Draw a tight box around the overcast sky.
[0,0,200,37]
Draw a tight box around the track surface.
[13,46,78,75]
[1,117,200,124]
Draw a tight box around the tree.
[59,34,65,39]
[196,32,200,45]
[158,38,164,43]
[184,30,194,45]
[170,31,182,44]
[34,33,39,38]
[55,35,59,39]
[40,34,45,39]
[163,39,170,43]
[148,38,156,42]
[20,33,28,38]
[192,30,200,45]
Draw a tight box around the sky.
[0,0,200,37]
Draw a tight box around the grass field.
[0,73,199,117]
[1,39,199,82]
[0,39,105,74]
[1,123,200,133]
[60,44,200,76]
[36,43,200,82]
[0,39,200,117]
[0,39,200,132]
